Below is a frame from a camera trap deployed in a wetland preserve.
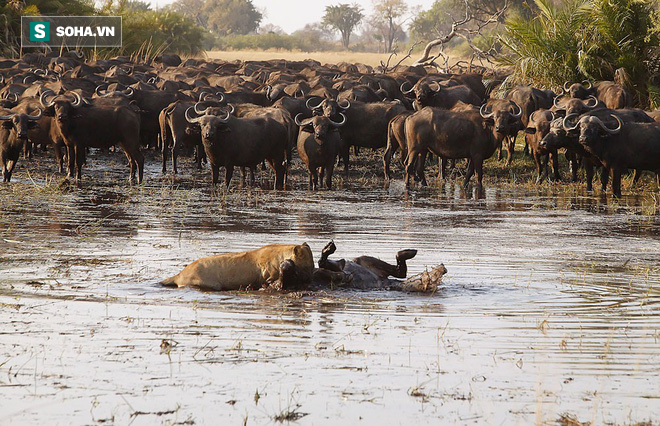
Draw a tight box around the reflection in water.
[0,171,659,425]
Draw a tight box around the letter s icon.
[35,24,46,39]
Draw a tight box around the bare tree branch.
[411,0,508,70]
[380,41,422,73]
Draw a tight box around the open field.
[205,49,468,68]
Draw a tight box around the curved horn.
[585,95,598,109]
[70,91,83,108]
[194,102,207,114]
[0,74,4,85]
[511,101,522,118]
[26,108,43,120]
[224,103,235,115]
[294,113,305,126]
[34,69,47,77]
[582,80,592,89]
[185,106,203,124]
[95,84,108,96]
[216,109,231,123]
[8,93,19,103]
[330,112,346,127]
[429,81,442,92]
[266,84,272,100]
[23,75,36,84]
[555,87,565,97]
[39,89,56,108]
[562,113,580,131]
[215,92,225,103]
[306,97,323,110]
[400,81,414,94]
[598,114,622,134]
[553,95,564,109]
[479,103,494,119]
[0,112,16,120]
[550,111,556,120]
[75,50,84,59]
[563,81,571,92]
[338,98,351,110]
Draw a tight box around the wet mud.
[1,149,659,424]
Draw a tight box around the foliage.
[200,0,262,36]
[499,0,659,107]
[212,30,335,52]
[119,9,206,56]
[0,0,95,56]
[370,0,409,53]
[322,3,364,49]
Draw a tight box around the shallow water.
[1,152,659,425]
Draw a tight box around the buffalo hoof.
[396,249,418,261]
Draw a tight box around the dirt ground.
[1,147,659,425]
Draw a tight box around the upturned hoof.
[321,240,337,257]
[396,249,418,261]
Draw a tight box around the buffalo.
[294,113,345,189]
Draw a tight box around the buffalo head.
[480,100,523,135]
[306,97,350,119]
[563,80,593,99]
[295,113,345,141]
[0,108,42,140]
[185,106,231,142]
[40,90,84,123]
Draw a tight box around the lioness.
[160,243,314,290]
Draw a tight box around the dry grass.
[204,49,468,68]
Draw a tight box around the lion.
[159,243,314,290]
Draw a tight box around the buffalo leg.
[585,162,595,192]
[225,166,234,188]
[550,151,560,181]
[600,167,609,192]
[211,164,220,185]
[307,167,314,190]
[475,160,484,187]
[269,159,285,190]
[632,169,642,186]
[532,150,543,182]
[341,143,350,177]
[161,136,168,173]
[611,168,622,198]
[463,159,475,188]
[325,161,335,189]
[24,140,32,160]
[383,142,398,180]
[74,145,85,180]
[53,142,65,173]
[506,136,514,165]
[66,145,76,178]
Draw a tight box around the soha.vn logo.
[29,22,50,41]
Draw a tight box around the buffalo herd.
[1,51,659,197]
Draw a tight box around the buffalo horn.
[294,113,306,126]
[0,112,16,120]
[39,89,56,108]
[306,97,323,110]
[562,113,579,131]
[479,103,494,119]
[70,91,83,108]
[330,113,346,127]
[582,80,592,89]
[27,108,43,120]
[338,98,351,110]
[598,115,622,134]
[585,95,598,109]
[511,101,523,118]
[429,81,442,92]
[185,107,202,123]
[553,95,564,109]
[563,81,571,91]
[400,81,414,94]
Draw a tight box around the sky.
[147,0,438,34]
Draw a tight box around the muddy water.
[1,154,659,425]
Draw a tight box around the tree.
[370,0,408,53]
[322,3,364,49]
[201,0,262,36]
[499,0,659,107]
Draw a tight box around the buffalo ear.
[483,117,495,125]
[1,121,13,129]
[42,108,55,117]
[28,121,40,129]
[525,127,536,134]
[295,243,310,257]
